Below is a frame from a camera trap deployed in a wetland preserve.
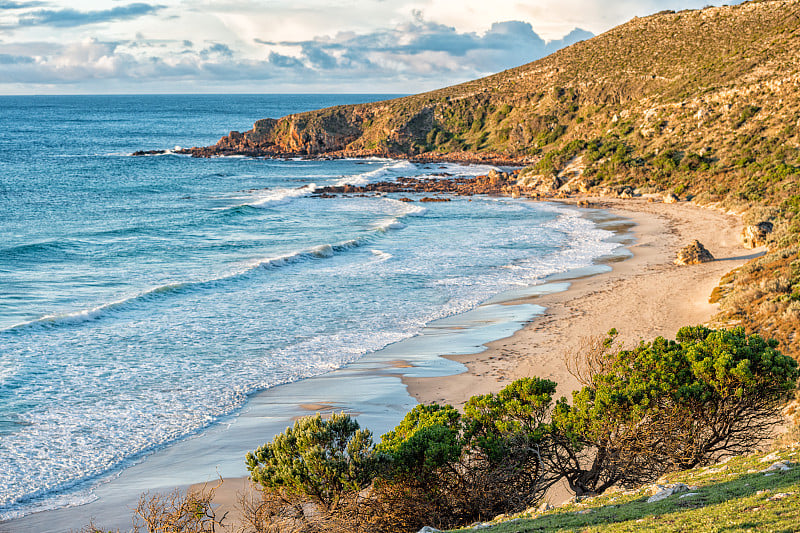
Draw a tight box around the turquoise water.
[0,95,620,519]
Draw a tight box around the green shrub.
[463,377,555,465]
[245,412,376,512]
[550,327,798,496]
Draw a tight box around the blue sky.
[0,0,745,94]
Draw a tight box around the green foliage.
[245,412,376,511]
[378,404,463,479]
[378,403,461,454]
[464,377,556,464]
[734,104,761,128]
[373,385,559,530]
[495,103,512,121]
[535,139,587,174]
[243,328,796,530]
[550,328,798,496]
[678,325,798,403]
[387,424,463,479]
[650,149,682,177]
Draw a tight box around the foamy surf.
[246,184,317,208]
[335,160,417,186]
[2,209,424,334]
[370,249,393,262]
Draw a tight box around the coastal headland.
[7,0,800,529]
[136,0,800,360]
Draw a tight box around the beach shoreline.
[2,197,759,532]
[406,197,762,407]
[202,197,761,524]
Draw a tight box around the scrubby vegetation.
[84,328,797,532]
[237,328,797,532]
[549,327,798,496]
[78,482,226,533]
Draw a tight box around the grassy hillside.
[447,443,800,533]
[193,0,800,359]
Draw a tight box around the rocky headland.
[141,0,800,363]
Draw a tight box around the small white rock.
[647,483,690,503]
[761,461,792,473]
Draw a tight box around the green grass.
[452,445,800,532]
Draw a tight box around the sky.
[0,0,746,94]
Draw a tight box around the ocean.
[0,94,620,520]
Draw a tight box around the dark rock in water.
[419,197,451,202]
[740,222,773,248]
[675,240,714,265]
[131,149,167,156]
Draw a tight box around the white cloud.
[0,0,747,93]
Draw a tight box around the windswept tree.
[550,327,799,496]
[369,379,560,530]
[462,377,561,513]
[669,326,799,465]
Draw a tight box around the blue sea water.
[0,95,620,520]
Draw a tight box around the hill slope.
[447,443,800,533]
[195,0,800,166]
[189,0,800,360]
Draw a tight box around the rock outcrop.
[663,192,680,203]
[675,240,715,265]
[740,222,774,248]
[516,170,563,193]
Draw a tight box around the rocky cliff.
[189,0,800,168]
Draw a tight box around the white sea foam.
[246,184,317,208]
[311,244,334,258]
[0,488,99,522]
[375,220,407,232]
[2,202,427,334]
[335,160,417,186]
[370,250,393,262]
[382,197,427,216]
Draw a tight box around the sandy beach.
[406,197,762,407]
[3,197,761,532]
[195,196,763,526]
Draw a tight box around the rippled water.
[0,95,619,519]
